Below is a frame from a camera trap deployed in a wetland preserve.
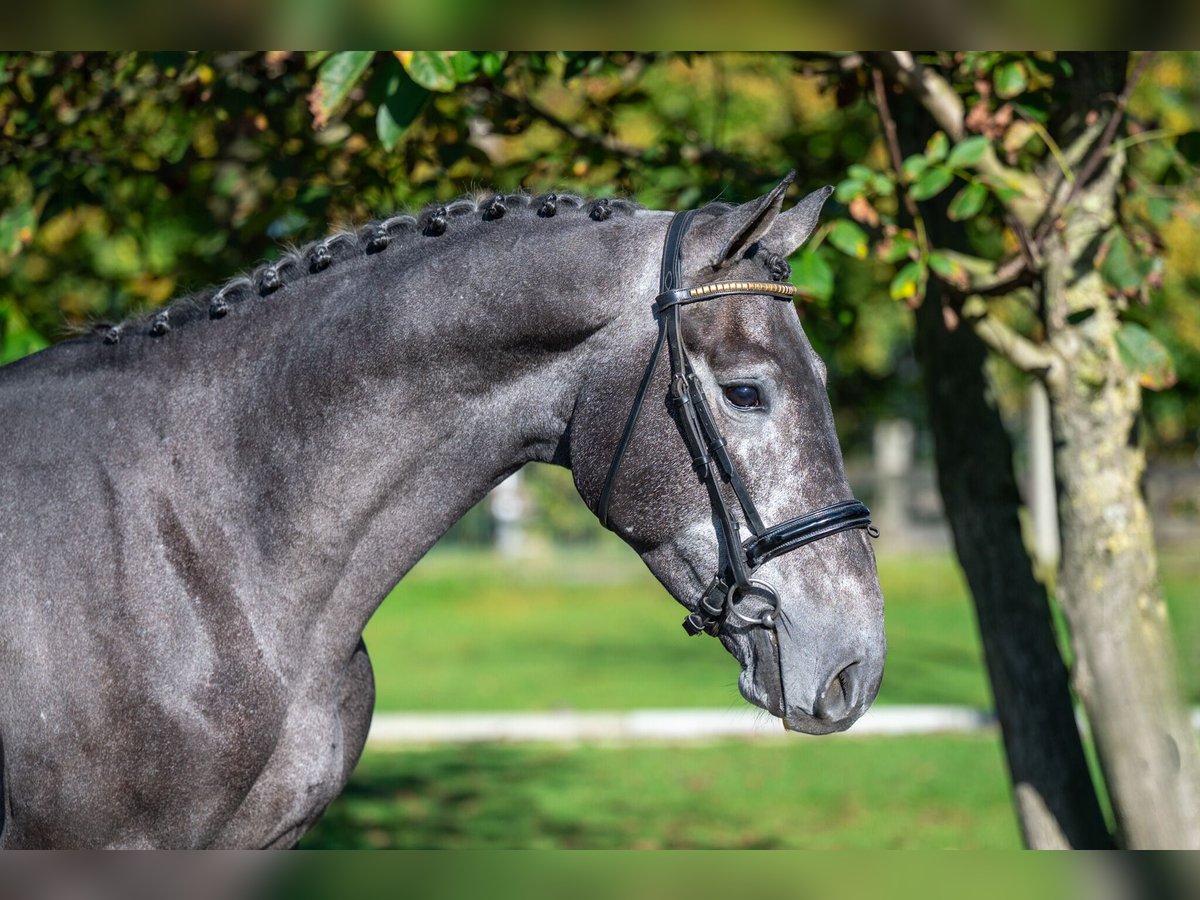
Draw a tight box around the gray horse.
[0,175,885,848]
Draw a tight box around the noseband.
[597,209,877,637]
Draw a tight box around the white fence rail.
[366,706,1200,747]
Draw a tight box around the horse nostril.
[813,662,860,722]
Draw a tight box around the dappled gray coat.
[0,178,884,847]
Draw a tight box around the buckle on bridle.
[698,578,726,618]
[683,578,728,636]
[682,611,712,637]
[682,575,781,635]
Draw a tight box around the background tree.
[814,51,1200,849]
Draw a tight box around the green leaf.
[947,182,988,221]
[1003,121,1037,155]
[869,172,896,197]
[901,154,929,183]
[928,251,970,290]
[827,220,870,259]
[307,51,372,128]
[877,232,917,264]
[925,131,949,163]
[0,201,36,257]
[909,165,954,201]
[310,51,374,129]
[946,135,990,169]
[1098,230,1147,294]
[792,251,834,303]
[1011,100,1049,123]
[834,178,864,203]
[450,51,480,83]
[994,60,1028,99]
[398,51,457,92]
[0,298,48,365]
[376,66,429,151]
[889,260,926,302]
[1145,196,1174,226]
[560,52,602,80]
[989,182,1024,205]
[1116,322,1177,390]
[480,51,507,78]
[847,163,875,182]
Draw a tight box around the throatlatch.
[598,209,877,637]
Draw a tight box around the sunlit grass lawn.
[361,540,1197,711]
[307,542,1195,850]
[361,541,993,710]
[303,733,1020,849]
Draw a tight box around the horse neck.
[207,211,663,625]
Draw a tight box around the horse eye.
[724,384,761,408]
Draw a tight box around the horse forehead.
[687,297,811,370]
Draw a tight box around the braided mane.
[90,191,651,345]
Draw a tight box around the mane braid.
[91,191,645,345]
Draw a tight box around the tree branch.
[1074,51,1155,193]
[875,51,1045,223]
[871,67,922,227]
[873,64,1037,298]
[961,295,1059,379]
[1032,51,1155,248]
[875,51,966,141]
[962,255,1037,297]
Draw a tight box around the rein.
[598,209,877,637]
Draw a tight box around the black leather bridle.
[598,209,877,637]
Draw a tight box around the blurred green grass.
[308,545,1196,850]
[362,543,1197,711]
[1160,547,1200,701]
[303,734,1021,849]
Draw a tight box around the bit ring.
[725,578,780,628]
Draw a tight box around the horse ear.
[770,184,835,255]
[690,172,795,271]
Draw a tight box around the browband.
[655,281,797,311]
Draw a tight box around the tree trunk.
[894,87,1112,847]
[914,278,1113,849]
[1042,148,1200,849]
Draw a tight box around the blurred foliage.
[1,51,1198,453]
[0,51,912,451]
[802,52,1200,450]
[1124,54,1200,448]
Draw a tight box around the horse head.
[572,175,886,734]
